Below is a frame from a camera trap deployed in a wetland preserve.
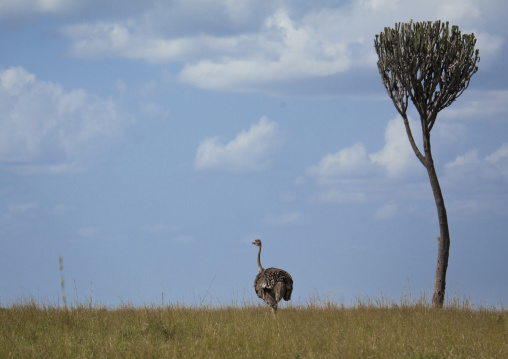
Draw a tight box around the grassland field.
[1,293,507,359]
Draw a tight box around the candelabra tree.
[374,20,479,308]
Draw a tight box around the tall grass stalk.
[58,254,67,310]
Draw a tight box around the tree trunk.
[424,151,450,308]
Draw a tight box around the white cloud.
[194,117,284,172]
[440,144,508,220]
[305,117,431,206]
[370,117,423,179]
[62,22,242,63]
[486,143,508,176]
[179,9,352,91]
[447,150,480,168]
[441,90,508,122]
[59,5,364,94]
[57,0,506,95]
[0,66,131,174]
[306,142,371,184]
[444,143,508,184]
[305,118,507,217]
[307,117,423,186]
[63,8,353,91]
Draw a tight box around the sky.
[1,0,507,308]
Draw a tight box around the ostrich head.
[252,239,262,247]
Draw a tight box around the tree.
[374,20,479,308]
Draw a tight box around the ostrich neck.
[257,245,264,273]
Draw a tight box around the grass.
[1,295,507,358]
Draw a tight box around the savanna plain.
[1,293,507,359]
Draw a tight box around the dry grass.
[1,295,507,358]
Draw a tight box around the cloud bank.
[307,116,423,187]
[305,116,508,219]
[56,0,507,96]
[0,66,131,174]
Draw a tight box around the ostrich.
[252,239,293,316]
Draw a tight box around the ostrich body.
[252,239,293,316]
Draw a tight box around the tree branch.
[401,113,426,165]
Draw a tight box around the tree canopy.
[374,21,479,132]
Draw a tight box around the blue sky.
[1,0,507,307]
